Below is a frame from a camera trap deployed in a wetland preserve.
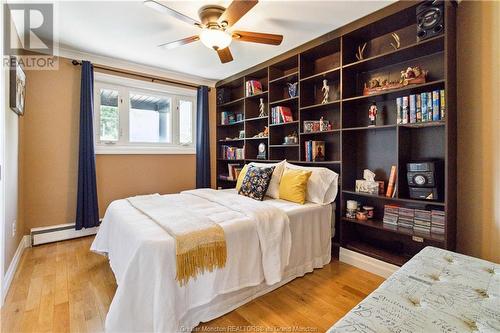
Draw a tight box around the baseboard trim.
[339,247,399,278]
[31,223,98,246]
[2,235,30,306]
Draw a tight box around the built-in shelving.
[216,0,456,266]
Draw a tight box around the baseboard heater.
[31,223,99,246]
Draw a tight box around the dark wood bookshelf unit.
[215,1,457,266]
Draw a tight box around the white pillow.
[285,162,339,204]
[249,160,286,199]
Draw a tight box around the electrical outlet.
[12,220,16,237]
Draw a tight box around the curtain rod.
[71,60,208,90]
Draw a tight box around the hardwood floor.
[1,236,384,332]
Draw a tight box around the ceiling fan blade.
[216,47,233,63]
[232,31,283,45]
[144,0,201,27]
[217,0,258,28]
[158,36,200,49]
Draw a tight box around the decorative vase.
[287,82,298,98]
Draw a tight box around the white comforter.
[91,189,292,332]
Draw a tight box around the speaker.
[416,0,444,41]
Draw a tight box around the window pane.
[99,89,119,141]
[129,93,171,143]
[179,99,193,144]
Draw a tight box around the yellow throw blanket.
[127,194,226,285]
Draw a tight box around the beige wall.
[20,57,214,232]
[4,65,24,274]
[456,0,500,263]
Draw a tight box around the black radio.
[407,161,441,200]
[407,162,437,187]
[417,0,445,42]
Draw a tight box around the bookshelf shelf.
[218,97,245,108]
[300,129,340,135]
[269,71,299,84]
[269,121,299,127]
[342,35,444,71]
[245,91,268,99]
[269,144,299,148]
[217,120,245,127]
[218,138,245,143]
[342,190,446,207]
[342,80,446,103]
[216,1,456,266]
[341,217,445,242]
[299,100,341,111]
[269,96,299,106]
[345,240,409,266]
[342,124,397,132]
[398,121,445,128]
[300,67,341,83]
[245,116,268,122]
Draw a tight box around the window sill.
[95,145,196,155]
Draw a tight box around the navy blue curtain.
[196,86,211,188]
[76,61,99,230]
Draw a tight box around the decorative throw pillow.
[249,160,286,199]
[235,164,249,191]
[279,168,312,204]
[238,165,275,201]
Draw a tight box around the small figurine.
[368,101,377,126]
[258,98,267,117]
[254,126,269,138]
[355,42,367,61]
[321,79,329,104]
[390,33,401,50]
[319,116,326,131]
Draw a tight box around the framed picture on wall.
[9,56,26,116]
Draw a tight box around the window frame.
[93,72,197,155]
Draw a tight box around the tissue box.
[355,180,380,195]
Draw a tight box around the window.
[94,73,196,154]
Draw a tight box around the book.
[409,94,417,123]
[246,80,262,96]
[396,97,403,124]
[227,163,240,180]
[312,141,325,161]
[402,96,409,124]
[440,89,446,119]
[279,106,293,122]
[304,141,312,161]
[432,90,440,121]
[416,94,422,122]
[386,165,397,197]
[426,92,433,121]
[421,93,428,122]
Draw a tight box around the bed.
[91,188,335,332]
[328,246,500,333]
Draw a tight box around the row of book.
[219,163,243,181]
[304,141,325,162]
[246,80,263,97]
[396,89,445,124]
[221,112,243,125]
[220,145,245,160]
[271,106,293,124]
[383,205,445,234]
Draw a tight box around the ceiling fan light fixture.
[199,28,232,50]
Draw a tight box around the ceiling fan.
[143,0,283,63]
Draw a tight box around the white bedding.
[91,188,334,332]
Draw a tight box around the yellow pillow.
[235,164,249,191]
[279,168,312,204]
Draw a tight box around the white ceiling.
[53,0,394,81]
